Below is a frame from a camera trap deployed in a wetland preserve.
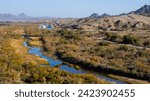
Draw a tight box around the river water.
[23,41,126,84]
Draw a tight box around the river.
[23,41,126,84]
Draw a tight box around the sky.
[0,0,150,18]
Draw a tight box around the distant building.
[39,24,53,30]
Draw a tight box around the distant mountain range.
[0,13,30,21]
[0,13,51,22]
[89,5,150,18]
[89,13,110,18]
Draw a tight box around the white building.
[39,24,53,30]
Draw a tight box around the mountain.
[0,13,16,19]
[17,13,30,19]
[89,13,110,18]
[89,13,100,18]
[0,13,27,21]
[100,13,110,18]
[0,13,51,22]
[119,13,128,16]
[130,5,150,16]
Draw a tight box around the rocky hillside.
[68,14,150,31]
[130,5,150,16]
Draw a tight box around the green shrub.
[118,45,128,51]
[122,35,139,45]
[98,41,109,46]
[143,40,150,47]
[105,33,120,42]
[57,29,81,40]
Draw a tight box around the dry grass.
[10,39,48,65]
[28,37,43,47]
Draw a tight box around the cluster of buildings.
[39,24,53,30]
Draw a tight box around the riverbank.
[23,38,113,84]
[25,37,127,84]
[28,36,150,84]
[39,30,150,83]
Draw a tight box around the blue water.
[23,41,126,84]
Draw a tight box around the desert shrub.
[60,38,69,44]
[98,41,109,46]
[110,35,118,42]
[22,65,106,84]
[105,32,121,42]
[117,45,128,51]
[122,35,139,45]
[57,29,81,40]
[143,40,150,47]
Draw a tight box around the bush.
[143,40,150,47]
[117,45,128,51]
[57,29,81,40]
[22,66,106,84]
[122,35,139,45]
[98,41,109,46]
[105,33,120,42]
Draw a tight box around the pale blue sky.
[0,0,150,18]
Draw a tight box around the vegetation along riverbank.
[25,25,150,83]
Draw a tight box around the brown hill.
[67,14,150,31]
